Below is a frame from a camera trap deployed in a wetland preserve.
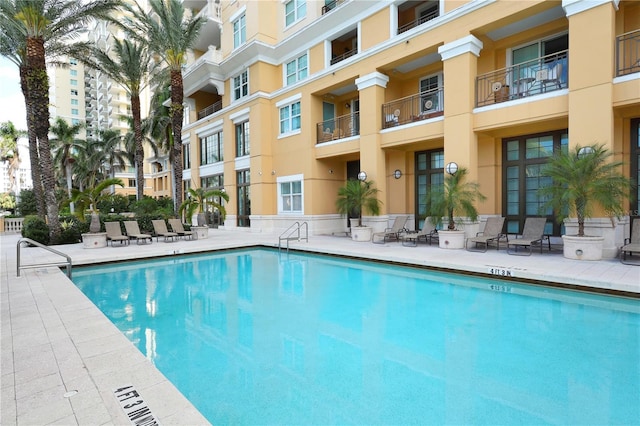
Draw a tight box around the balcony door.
[419,73,442,114]
[322,101,335,132]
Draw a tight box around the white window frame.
[232,70,249,101]
[232,12,246,49]
[284,0,306,27]
[418,72,443,113]
[277,93,302,137]
[277,174,304,214]
[284,53,308,86]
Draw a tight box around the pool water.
[73,248,640,425]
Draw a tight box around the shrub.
[131,197,159,216]
[16,189,37,216]
[97,194,130,214]
[21,215,50,245]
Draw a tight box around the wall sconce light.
[271,170,276,175]
[445,162,458,175]
[577,146,595,159]
[357,171,367,181]
[345,103,351,109]
[329,169,334,174]
[394,169,402,179]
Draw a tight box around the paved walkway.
[1,230,638,425]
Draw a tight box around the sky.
[0,56,27,130]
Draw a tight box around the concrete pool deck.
[2,229,638,425]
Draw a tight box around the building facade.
[181,0,639,257]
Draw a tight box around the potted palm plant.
[70,178,124,248]
[540,144,632,260]
[426,167,486,249]
[179,187,229,238]
[336,179,382,241]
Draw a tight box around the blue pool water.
[73,249,640,425]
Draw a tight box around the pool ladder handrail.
[278,222,308,252]
[17,238,73,279]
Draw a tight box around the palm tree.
[50,117,84,212]
[94,129,127,193]
[120,0,204,214]
[0,121,26,192]
[336,179,382,227]
[1,0,120,243]
[426,167,486,230]
[179,187,229,226]
[86,38,151,200]
[70,177,124,233]
[540,144,632,237]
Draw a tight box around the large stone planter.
[351,226,373,242]
[192,226,209,240]
[438,230,466,249]
[562,235,604,260]
[82,232,107,249]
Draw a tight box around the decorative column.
[356,72,390,224]
[438,35,483,182]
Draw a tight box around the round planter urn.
[438,230,466,249]
[82,232,108,249]
[351,226,373,242]
[562,235,604,260]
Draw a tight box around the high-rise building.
[180,0,638,257]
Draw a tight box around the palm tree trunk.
[19,65,46,218]
[25,36,60,243]
[131,94,145,201]
[170,69,184,216]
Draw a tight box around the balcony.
[381,87,444,129]
[192,1,222,52]
[397,1,439,35]
[476,50,568,107]
[330,29,357,66]
[616,29,640,77]
[321,0,347,15]
[317,112,360,143]
[197,100,222,120]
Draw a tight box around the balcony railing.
[197,100,222,120]
[616,29,640,77]
[476,50,568,107]
[398,8,439,34]
[330,48,357,66]
[317,111,360,143]
[321,0,347,15]
[381,88,444,129]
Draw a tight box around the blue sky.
[0,56,27,130]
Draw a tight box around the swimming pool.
[73,248,640,425]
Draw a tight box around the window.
[235,121,250,157]
[631,118,640,216]
[71,99,78,106]
[183,143,191,169]
[70,79,77,86]
[200,131,224,165]
[233,70,249,101]
[502,130,568,236]
[201,174,225,226]
[71,109,78,115]
[237,169,251,227]
[279,178,303,213]
[419,73,443,113]
[70,69,77,77]
[71,118,80,125]
[415,150,443,230]
[128,179,136,187]
[69,58,78,65]
[233,13,246,49]
[279,101,301,135]
[285,54,308,85]
[70,89,78,96]
[285,0,306,26]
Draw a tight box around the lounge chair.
[104,221,130,246]
[123,221,153,245]
[507,217,547,255]
[168,218,194,240]
[620,218,640,265]
[466,216,506,252]
[151,219,178,242]
[372,215,409,244]
[401,218,438,247]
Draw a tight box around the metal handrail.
[17,238,72,278]
[278,222,309,252]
